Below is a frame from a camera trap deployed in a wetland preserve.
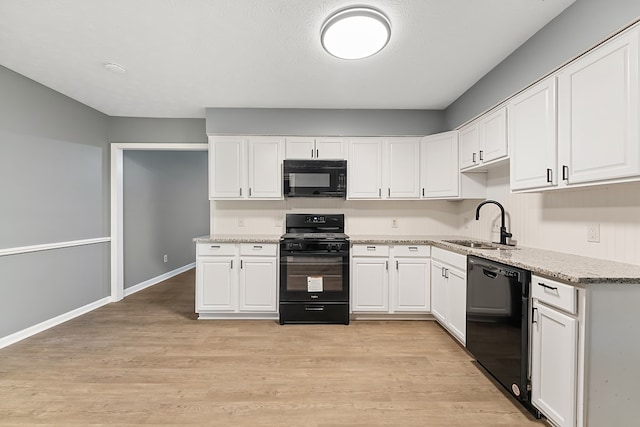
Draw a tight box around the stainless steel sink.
[443,240,501,250]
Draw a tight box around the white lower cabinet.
[196,242,278,318]
[351,244,430,314]
[430,247,466,345]
[532,300,578,427]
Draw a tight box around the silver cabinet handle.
[239,188,242,196]
[378,188,382,197]
[562,165,569,181]
[210,245,220,249]
[409,246,418,251]
[546,168,553,183]
[479,150,484,161]
[388,188,391,197]
[422,188,425,197]
[532,307,539,325]
[366,246,376,250]
[472,152,477,163]
[230,260,233,269]
[385,261,388,270]
[249,188,252,196]
[240,260,243,269]
[311,149,314,158]
[253,245,263,249]
[396,260,399,270]
[441,267,446,277]
[316,148,319,158]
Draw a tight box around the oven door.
[280,249,349,302]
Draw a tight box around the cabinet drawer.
[393,245,430,257]
[432,247,466,270]
[532,274,577,315]
[198,243,236,256]
[239,243,278,256]
[351,244,390,257]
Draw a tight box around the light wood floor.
[0,269,546,426]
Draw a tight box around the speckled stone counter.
[350,235,640,285]
[194,234,281,244]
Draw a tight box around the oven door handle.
[280,251,349,256]
[305,306,325,311]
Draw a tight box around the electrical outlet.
[238,217,245,227]
[163,254,168,263]
[391,218,398,228]
[587,223,600,243]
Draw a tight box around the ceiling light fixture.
[321,7,391,60]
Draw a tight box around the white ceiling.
[0,0,575,118]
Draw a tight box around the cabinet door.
[446,267,467,345]
[421,132,460,198]
[459,123,479,169]
[348,138,383,199]
[558,26,640,185]
[531,302,578,427]
[430,260,447,323]
[239,257,277,312]
[315,138,345,159]
[196,257,236,311]
[386,138,421,199]
[285,137,315,159]
[478,106,508,163]
[509,77,558,191]
[248,137,283,199]
[209,136,244,199]
[392,258,430,312]
[351,258,389,311]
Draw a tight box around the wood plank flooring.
[0,269,546,426]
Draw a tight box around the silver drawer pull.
[366,246,376,250]
[253,245,263,249]
[210,245,220,249]
[408,246,418,251]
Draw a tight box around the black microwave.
[283,159,347,198]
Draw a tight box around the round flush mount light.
[104,62,127,74]
[321,7,391,60]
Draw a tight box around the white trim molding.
[124,263,195,297]
[0,296,111,350]
[0,237,110,257]
[110,143,208,302]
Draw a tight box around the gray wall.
[108,117,206,143]
[123,151,209,289]
[206,108,446,136]
[445,0,640,129]
[0,65,110,338]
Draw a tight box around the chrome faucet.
[475,200,512,245]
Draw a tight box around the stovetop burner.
[281,232,349,241]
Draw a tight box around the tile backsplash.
[210,165,640,266]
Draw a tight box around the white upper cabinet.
[509,77,558,191]
[386,138,421,198]
[459,106,508,171]
[348,137,420,200]
[459,123,479,169]
[209,136,283,200]
[248,137,283,199]
[209,136,245,199]
[421,131,460,198]
[348,138,384,199]
[557,25,640,186]
[285,137,345,159]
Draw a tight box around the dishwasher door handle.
[482,268,498,279]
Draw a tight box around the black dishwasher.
[466,256,540,417]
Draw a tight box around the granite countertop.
[194,234,281,244]
[350,235,640,285]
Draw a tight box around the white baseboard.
[124,263,195,297]
[0,296,111,350]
